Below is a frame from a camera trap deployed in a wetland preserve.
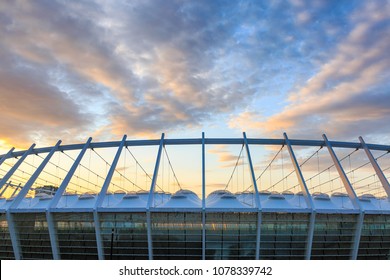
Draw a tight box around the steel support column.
[306,211,316,260]
[284,133,315,259]
[7,141,61,260]
[94,135,127,208]
[359,136,390,198]
[323,134,363,259]
[6,212,20,259]
[9,141,61,209]
[46,138,92,260]
[201,132,206,260]
[353,212,365,260]
[49,138,92,207]
[45,210,59,260]
[323,134,361,209]
[94,135,127,260]
[0,144,36,190]
[243,132,262,260]
[146,133,165,260]
[0,147,15,168]
[146,211,153,260]
[284,133,314,208]
[256,212,262,260]
[243,133,262,209]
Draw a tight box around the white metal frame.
[323,134,363,259]
[146,133,165,260]
[1,133,390,260]
[7,141,60,260]
[359,136,390,198]
[94,135,127,260]
[0,148,15,168]
[243,132,262,259]
[284,133,316,260]
[0,144,36,190]
[46,137,92,260]
[201,132,206,260]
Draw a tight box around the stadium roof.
[1,133,390,214]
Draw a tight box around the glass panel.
[311,214,357,259]
[100,213,148,260]
[260,213,309,260]
[53,212,98,260]
[358,214,390,260]
[13,213,52,260]
[152,212,202,260]
[206,212,257,260]
[0,213,14,259]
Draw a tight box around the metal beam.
[146,133,165,260]
[0,144,36,190]
[48,138,92,209]
[323,134,363,260]
[93,211,104,260]
[322,134,361,209]
[3,138,390,159]
[0,147,15,167]
[256,212,262,260]
[243,132,262,260]
[284,133,314,209]
[6,140,59,259]
[146,133,165,210]
[201,132,206,260]
[46,138,92,260]
[284,133,315,260]
[243,132,262,209]
[9,141,61,210]
[352,213,364,260]
[94,135,127,260]
[146,211,153,260]
[202,132,206,211]
[46,211,59,259]
[202,211,206,260]
[94,135,127,208]
[359,136,390,198]
[306,212,316,260]
[6,212,21,259]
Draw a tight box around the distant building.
[34,185,58,196]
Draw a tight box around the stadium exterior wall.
[0,133,389,260]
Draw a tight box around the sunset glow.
[0,1,389,198]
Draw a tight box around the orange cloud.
[229,1,390,141]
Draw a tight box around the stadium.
[0,133,389,260]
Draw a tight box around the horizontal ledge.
[3,208,390,214]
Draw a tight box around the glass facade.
[53,213,98,260]
[152,212,202,260]
[13,213,53,259]
[100,213,148,260]
[311,214,357,260]
[0,213,14,259]
[1,211,390,260]
[205,212,257,260]
[358,214,390,260]
[260,213,309,260]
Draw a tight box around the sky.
[0,0,389,150]
[0,0,389,197]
